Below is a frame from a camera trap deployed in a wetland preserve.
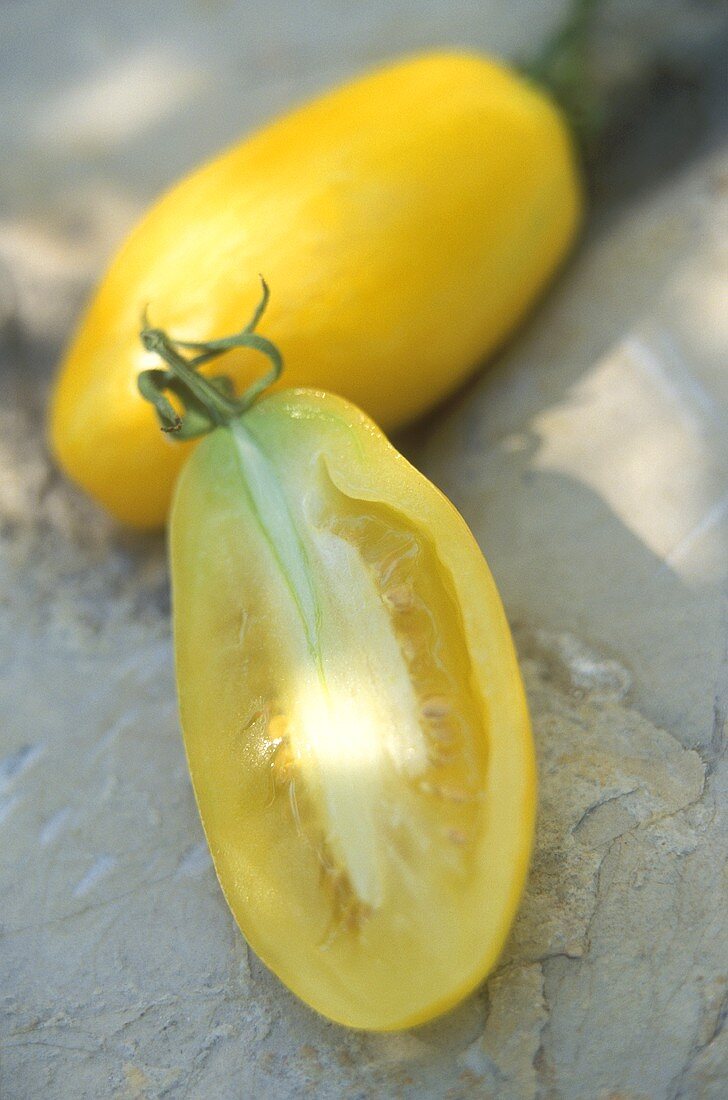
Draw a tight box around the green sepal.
[520,0,603,158]
[137,278,284,441]
[137,369,182,433]
[138,369,240,438]
[164,375,238,440]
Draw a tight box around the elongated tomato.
[171,388,535,1030]
[51,51,580,528]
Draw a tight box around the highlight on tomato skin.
[170,387,536,1030]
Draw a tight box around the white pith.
[231,421,429,911]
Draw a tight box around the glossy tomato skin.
[170,388,535,1030]
[51,52,581,528]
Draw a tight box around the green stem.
[138,277,283,440]
[520,0,603,154]
[140,327,241,423]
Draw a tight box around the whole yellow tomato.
[50,52,581,528]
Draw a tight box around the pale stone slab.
[410,150,728,751]
[1,2,727,1098]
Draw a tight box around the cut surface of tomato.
[171,389,535,1030]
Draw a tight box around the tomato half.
[170,388,535,1029]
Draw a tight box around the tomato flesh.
[171,390,534,1030]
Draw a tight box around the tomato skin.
[171,388,535,1030]
[50,51,581,528]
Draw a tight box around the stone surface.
[1,2,727,1098]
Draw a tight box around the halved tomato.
[170,388,535,1030]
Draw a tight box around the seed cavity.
[422,696,451,721]
[270,473,491,930]
[241,708,265,732]
[317,847,373,947]
[435,785,472,804]
[268,713,289,744]
[428,724,456,743]
[383,583,414,611]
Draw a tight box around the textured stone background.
[1,2,727,1097]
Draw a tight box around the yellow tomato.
[50,51,581,529]
[171,386,535,1029]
